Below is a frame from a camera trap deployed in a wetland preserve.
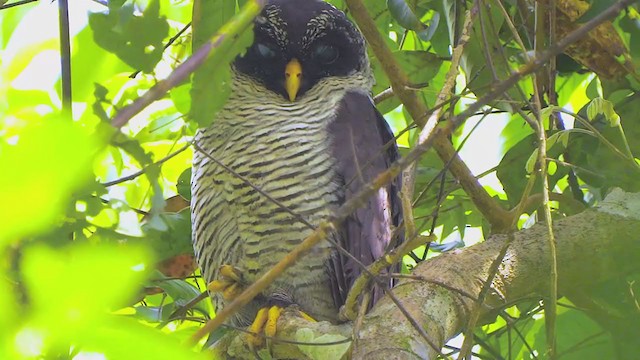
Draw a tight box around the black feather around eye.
[255,43,277,59]
[313,44,339,65]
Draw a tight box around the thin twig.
[449,0,638,135]
[535,6,557,357]
[111,1,266,128]
[192,143,442,352]
[345,0,513,232]
[373,87,394,104]
[58,0,72,115]
[130,22,192,78]
[158,291,209,329]
[459,233,514,358]
[340,232,433,321]
[0,0,36,10]
[196,0,632,350]
[101,142,192,187]
[386,274,479,302]
[545,1,559,355]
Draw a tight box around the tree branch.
[345,0,513,232]
[214,189,640,359]
[190,0,637,347]
[111,0,266,128]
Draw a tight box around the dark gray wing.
[327,91,403,308]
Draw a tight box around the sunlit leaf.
[0,117,104,243]
[190,0,255,126]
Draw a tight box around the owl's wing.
[326,91,403,308]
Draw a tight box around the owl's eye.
[255,43,277,59]
[312,44,339,64]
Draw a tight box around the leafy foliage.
[1,0,639,358]
[89,0,169,73]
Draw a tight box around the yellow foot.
[207,264,244,300]
[247,306,282,348]
[246,306,316,348]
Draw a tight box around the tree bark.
[213,189,640,359]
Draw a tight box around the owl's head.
[234,0,369,102]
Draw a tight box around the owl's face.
[234,0,367,101]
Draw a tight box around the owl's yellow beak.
[285,58,302,102]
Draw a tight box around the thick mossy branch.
[213,190,640,360]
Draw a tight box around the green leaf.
[497,133,569,207]
[532,308,615,359]
[567,100,640,192]
[177,168,192,201]
[372,50,443,113]
[0,116,104,243]
[395,50,444,84]
[388,0,423,30]
[141,210,193,261]
[110,133,166,214]
[547,130,571,149]
[134,115,183,143]
[587,97,620,126]
[171,82,192,115]
[387,0,439,41]
[190,0,255,126]
[525,148,539,174]
[155,277,202,305]
[89,0,169,73]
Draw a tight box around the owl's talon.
[207,278,232,292]
[246,306,316,348]
[247,306,273,348]
[207,265,245,300]
[264,306,282,338]
[297,309,316,323]
[219,264,243,282]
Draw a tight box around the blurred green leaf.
[9,243,209,358]
[190,0,254,126]
[111,133,165,214]
[142,210,193,261]
[22,244,150,327]
[0,117,104,243]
